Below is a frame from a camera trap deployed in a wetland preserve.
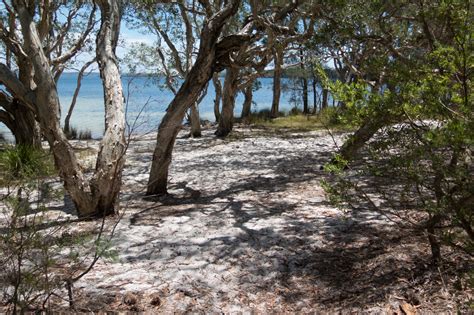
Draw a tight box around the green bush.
[317,107,343,126]
[0,145,55,182]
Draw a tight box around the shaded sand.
[2,126,472,313]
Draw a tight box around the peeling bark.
[92,0,127,216]
[12,1,125,218]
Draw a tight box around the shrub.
[0,145,117,312]
[78,129,92,140]
[64,126,78,140]
[64,126,92,140]
[317,107,343,126]
[289,107,303,116]
[0,145,55,182]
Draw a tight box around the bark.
[311,77,318,114]
[15,2,94,215]
[427,214,442,263]
[12,101,41,148]
[215,67,239,137]
[300,49,309,114]
[271,46,283,118]
[213,73,222,122]
[189,103,202,137]
[302,76,309,114]
[0,92,41,148]
[93,0,127,216]
[240,80,254,120]
[146,0,242,196]
[322,88,328,110]
[337,113,394,163]
[13,1,125,218]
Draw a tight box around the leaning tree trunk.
[213,72,222,122]
[146,62,215,195]
[271,46,283,118]
[189,103,202,137]
[337,112,396,163]
[240,80,254,120]
[215,67,239,137]
[92,0,127,216]
[146,1,241,196]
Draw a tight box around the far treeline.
[0,0,472,262]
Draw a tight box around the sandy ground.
[2,126,472,313]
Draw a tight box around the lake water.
[1,72,319,140]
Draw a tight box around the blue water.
[1,72,316,139]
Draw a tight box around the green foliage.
[0,145,55,184]
[321,0,473,261]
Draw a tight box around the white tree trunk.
[93,0,127,215]
[14,1,125,217]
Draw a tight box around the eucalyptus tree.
[0,0,126,218]
[0,1,96,147]
[147,0,311,195]
[129,0,209,137]
[146,0,241,195]
[315,0,426,161]
[216,1,316,136]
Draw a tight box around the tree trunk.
[215,67,239,137]
[15,2,95,215]
[14,1,125,218]
[146,67,215,195]
[427,214,442,263]
[271,46,283,118]
[189,103,202,137]
[300,49,309,114]
[312,79,318,114]
[337,115,390,163]
[240,80,254,120]
[92,0,127,216]
[0,94,41,148]
[12,101,41,148]
[146,1,241,196]
[213,73,222,122]
[322,88,328,110]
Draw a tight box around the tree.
[127,1,209,137]
[146,0,312,195]
[270,43,284,118]
[0,1,96,148]
[212,72,222,121]
[321,0,473,261]
[146,0,242,195]
[0,1,126,218]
